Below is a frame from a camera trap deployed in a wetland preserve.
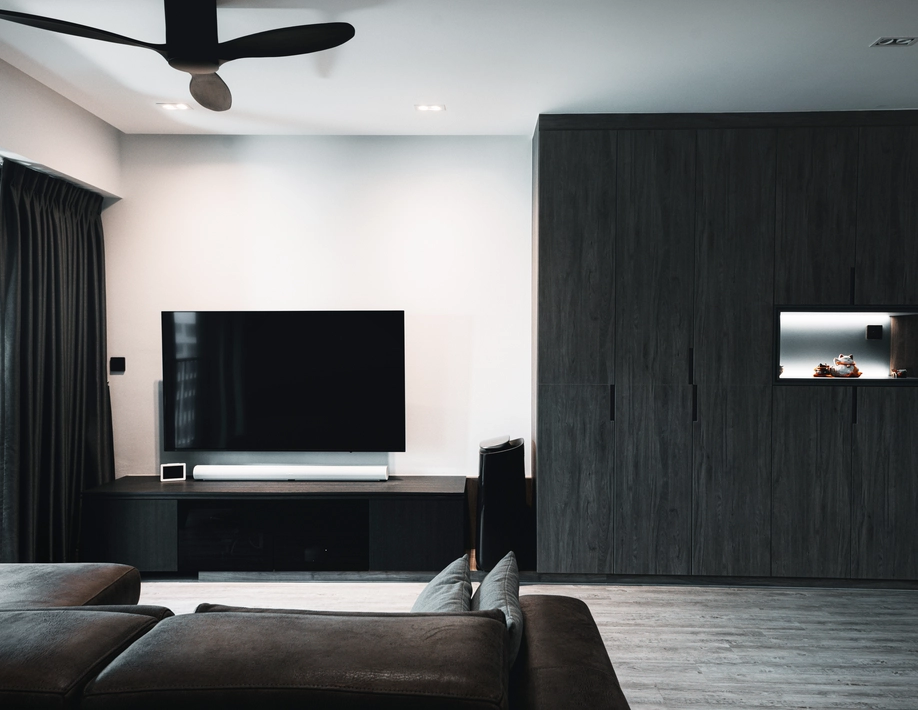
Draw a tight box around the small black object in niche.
[866,325,883,340]
[110,357,126,375]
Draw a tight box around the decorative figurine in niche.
[831,354,861,378]
[813,355,862,378]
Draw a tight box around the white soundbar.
[192,464,388,482]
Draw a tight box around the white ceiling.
[0,0,916,136]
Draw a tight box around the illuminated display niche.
[777,307,918,383]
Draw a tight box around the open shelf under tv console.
[81,475,466,574]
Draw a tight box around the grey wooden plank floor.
[139,581,918,710]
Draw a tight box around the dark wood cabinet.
[771,387,852,578]
[613,384,693,574]
[691,129,775,576]
[82,497,178,572]
[613,129,695,387]
[369,498,465,572]
[856,127,918,305]
[536,129,616,386]
[851,387,918,579]
[534,111,918,580]
[534,127,617,574]
[612,129,695,575]
[774,127,859,305]
[536,384,614,573]
[692,385,772,576]
[693,128,776,385]
[81,476,466,574]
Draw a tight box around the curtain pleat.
[0,160,114,562]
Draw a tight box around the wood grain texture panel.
[538,110,918,132]
[890,315,918,374]
[694,128,776,386]
[81,498,178,572]
[613,385,693,575]
[82,476,466,498]
[856,126,918,304]
[774,127,859,304]
[536,384,614,573]
[615,130,695,386]
[851,387,918,579]
[771,387,852,578]
[537,130,616,385]
[369,498,465,572]
[693,385,772,577]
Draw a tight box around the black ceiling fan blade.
[217,22,355,62]
[189,72,232,111]
[0,9,165,55]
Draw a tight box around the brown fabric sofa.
[0,564,631,709]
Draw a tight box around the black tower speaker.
[476,436,533,571]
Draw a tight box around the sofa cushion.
[410,553,472,612]
[0,609,158,710]
[472,551,523,665]
[0,563,141,608]
[82,610,510,709]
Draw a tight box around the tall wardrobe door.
[856,126,918,304]
[536,130,616,385]
[612,129,695,575]
[692,128,776,577]
[775,127,859,304]
[536,384,614,573]
[851,387,918,580]
[771,387,852,578]
[614,384,693,574]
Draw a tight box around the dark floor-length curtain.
[0,160,115,562]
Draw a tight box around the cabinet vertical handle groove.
[688,347,695,385]
[609,384,615,422]
[692,385,698,422]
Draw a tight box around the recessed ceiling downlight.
[157,102,191,111]
[871,37,917,47]
[415,104,446,112]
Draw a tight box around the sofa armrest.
[510,595,631,710]
[0,563,141,608]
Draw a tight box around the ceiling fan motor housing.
[164,0,220,73]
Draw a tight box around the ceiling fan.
[0,0,355,111]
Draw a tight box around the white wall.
[0,59,121,197]
[104,134,532,478]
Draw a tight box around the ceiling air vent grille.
[871,37,917,47]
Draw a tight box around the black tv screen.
[162,311,406,452]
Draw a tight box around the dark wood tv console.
[81,476,467,574]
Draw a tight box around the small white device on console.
[192,464,389,482]
[160,462,186,482]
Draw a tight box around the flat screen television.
[162,311,406,452]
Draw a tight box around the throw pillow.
[410,554,471,613]
[472,550,523,664]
